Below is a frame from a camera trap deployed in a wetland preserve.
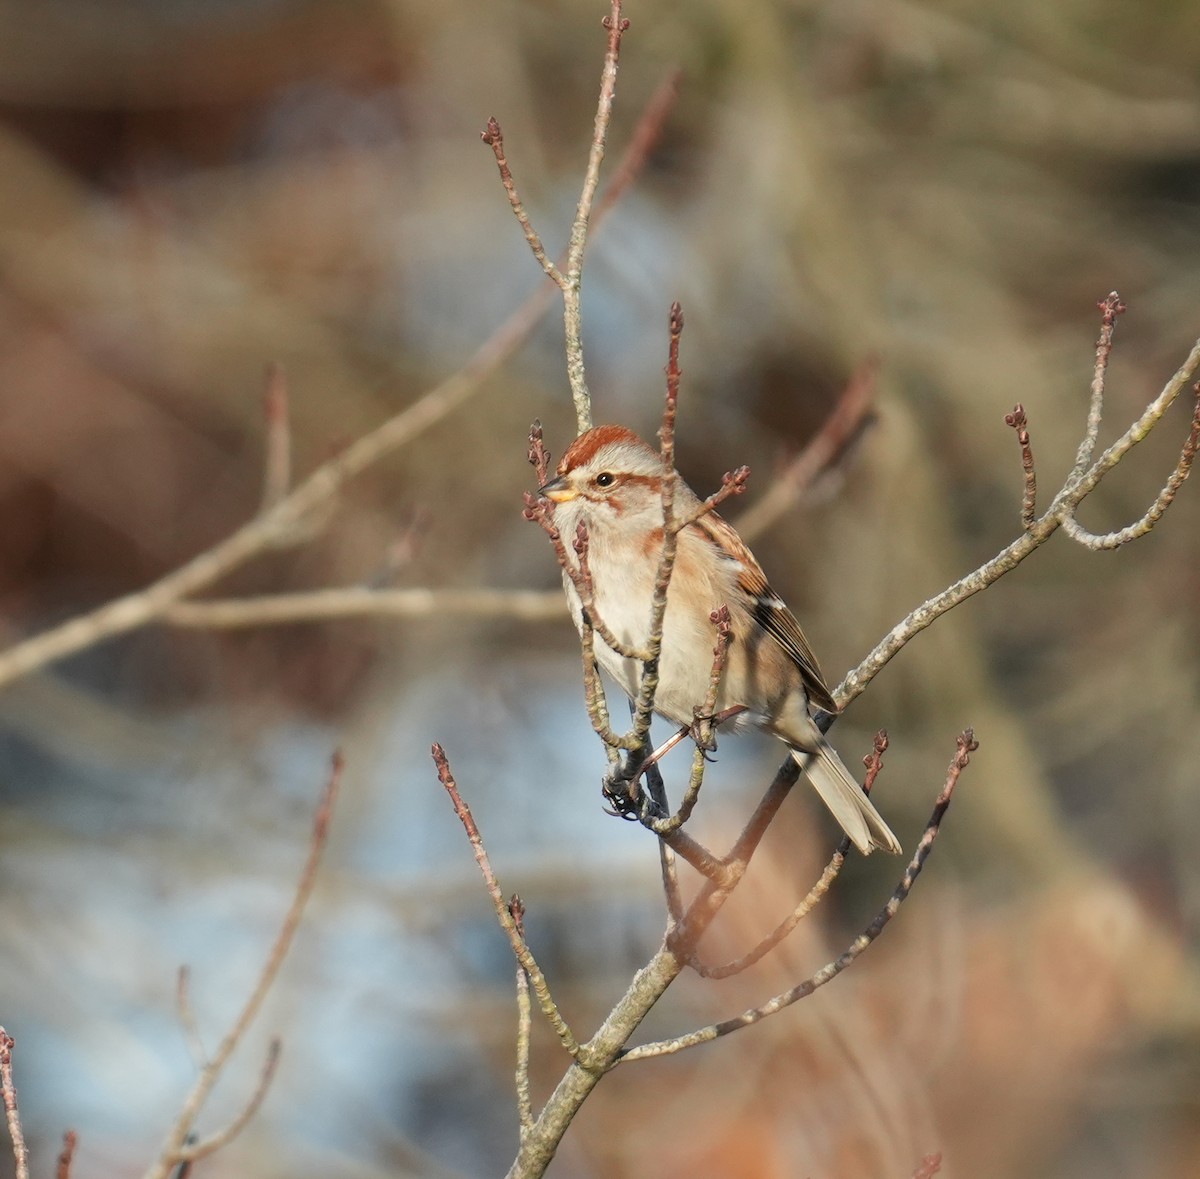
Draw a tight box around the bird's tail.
[792,741,902,855]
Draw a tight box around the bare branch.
[562,0,632,432]
[56,1130,78,1179]
[1004,403,1038,529]
[175,1039,282,1163]
[509,896,535,1138]
[628,302,687,748]
[162,587,564,629]
[1061,380,1200,549]
[432,744,581,1059]
[620,731,977,1063]
[481,118,565,288]
[143,753,342,1179]
[1071,291,1126,482]
[527,420,552,487]
[524,494,644,663]
[0,1030,29,1179]
[645,607,733,836]
[175,965,208,1066]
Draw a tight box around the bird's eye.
[594,472,615,488]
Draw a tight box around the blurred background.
[0,1,1198,1176]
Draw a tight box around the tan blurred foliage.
[0,1,1199,1177]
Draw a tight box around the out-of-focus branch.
[0,60,672,695]
[175,1040,281,1164]
[143,753,342,1179]
[0,1030,29,1179]
[161,587,564,629]
[56,1130,78,1179]
[509,895,535,1139]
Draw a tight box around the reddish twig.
[629,302,688,748]
[527,420,552,487]
[1071,292,1126,482]
[56,1130,78,1179]
[646,607,733,835]
[433,744,581,1058]
[912,1152,943,1178]
[1004,403,1037,529]
[481,118,564,287]
[0,1030,29,1179]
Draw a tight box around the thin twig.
[562,0,631,433]
[1061,379,1200,549]
[432,744,581,1059]
[481,118,564,287]
[175,966,208,1066]
[524,495,644,663]
[1004,403,1037,529]
[509,895,535,1138]
[175,1040,282,1163]
[0,1030,29,1179]
[620,731,976,1063]
[645,607,733,836]
[143,754,342,1179]
[259,362,292,513]
[1070,292,1126,483]
[629,302,686,749]
[56,1130,78,1179]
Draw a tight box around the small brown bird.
[540,424,900,855]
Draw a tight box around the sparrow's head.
[538,425,665,521]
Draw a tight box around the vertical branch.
[629,302,686,747]
[1071,292,1125,482]
[563,0,631,433]
[0,1030,29,1179]
[56,1130,78,1179]
[1004,404,1037,529]
[509,895,535,1138]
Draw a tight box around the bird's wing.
[691,511,838,714]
